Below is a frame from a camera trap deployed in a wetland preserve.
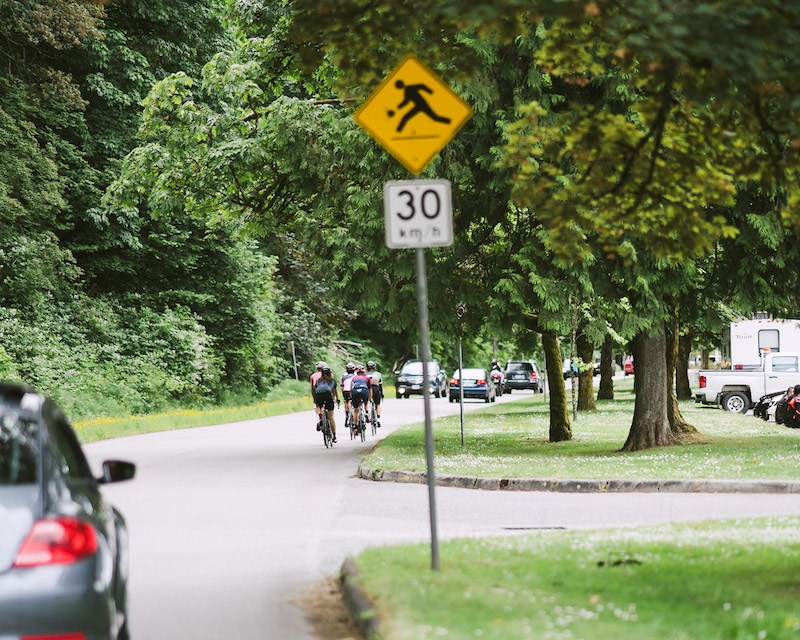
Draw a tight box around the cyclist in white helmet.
[341,362,356,429]
[366,361,383,427]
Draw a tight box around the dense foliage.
[4,0,800,445]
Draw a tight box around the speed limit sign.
[384,179,453,249]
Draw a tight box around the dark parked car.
[0,382,135,640]
[449,368,496,403]
[395,359,448,398]
[504,360,542,393]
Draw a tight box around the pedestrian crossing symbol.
[354,54,473,175]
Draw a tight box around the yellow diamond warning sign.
[354,54,473,175]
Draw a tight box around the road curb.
[339,557,381,640]
[356,465,800,493]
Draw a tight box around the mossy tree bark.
[542,329,572,442]
[597,335,614,400]
[621,324,674,451]
[577,332,596,410]
[667,315,697,435]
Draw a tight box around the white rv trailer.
[725,318,800,369]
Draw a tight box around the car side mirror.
[99,460,136,484]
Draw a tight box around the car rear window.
[0,413,38,485]
[506,362,533,372]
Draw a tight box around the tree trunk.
[542,329,572,442]
[621,325,674,451]
[701,348,710,369]
[597,335,614,400]
[577,332,596,410]
[676,331,692,399]
[666,316,696,435]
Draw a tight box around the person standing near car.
[366,361,383,427]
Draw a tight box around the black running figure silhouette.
[394,80,451,133]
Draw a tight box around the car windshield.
[506,362,533,372]
[401,362,438,375]
[0,413,38,485]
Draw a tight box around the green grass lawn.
[354,516,800,640]
[363,381,800,480]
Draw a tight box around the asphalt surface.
[84,391,800,639]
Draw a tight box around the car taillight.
[450,378,459,385]
[477,379,486,385]
[22,634,87,640]
[530,372,537,379]
[699,375,706,389]
[13,518,98,568]
[734,364,743,370]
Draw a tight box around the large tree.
[289,0,800,450]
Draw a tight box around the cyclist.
[350,364,372,436]
[310,361,325,422]
[341,362,356,427]
[366,361,384,427]
[313,365,340,442]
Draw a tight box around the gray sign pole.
[458,334,465,446]
[415,247,440,571]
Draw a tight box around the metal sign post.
[382,178,453,572]
[356,53,472,572]
[456,303,466,447]
[415,248,440,571]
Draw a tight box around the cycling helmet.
[321,366,332,374]
[315,361,325,370]
[367,361,376,369]
[356,364,365,374]
[346,362,355,372]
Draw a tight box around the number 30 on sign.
[383,179,453,249]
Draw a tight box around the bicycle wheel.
[371,405,378,435]
[321,415,331,448]
[359,414,366,442]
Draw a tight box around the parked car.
[449,368,496,403]
[562,358,579,380]
[504,360,542,393]
[695,351,800,413]
[395,359,448,398]
[0,382,136,640]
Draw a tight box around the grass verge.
[354,516,800,640]
[363,381,800,480]
[73,379,314,443]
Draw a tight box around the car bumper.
[449,386,491,399]
[694,392,719,406]
[505,380,538,390]
[0,557,117,640]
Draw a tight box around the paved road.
[85,392,800,639]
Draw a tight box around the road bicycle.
[346,405,356,440]
[320,410,333,448]
[356,406,366,442]
[370,401,379,435]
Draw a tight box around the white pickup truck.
[695,352,800,413]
